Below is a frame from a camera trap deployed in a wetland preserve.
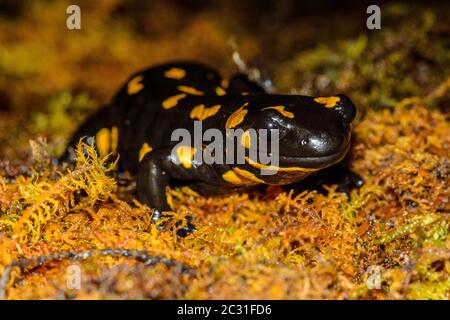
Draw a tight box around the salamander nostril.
[335,94,356,126]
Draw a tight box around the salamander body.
[63,62,357,219]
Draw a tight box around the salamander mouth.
[259,142,351,170]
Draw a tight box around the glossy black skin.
[63,62,357,223]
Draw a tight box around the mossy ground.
[0,1,448,299]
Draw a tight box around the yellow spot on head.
[180,186,199,197]
[225,102,249,129]
[164,67,186,80]
[232,167,265,183]
[96,128,111,157]
[245,156,319,172]
[127,75,144,95]
[162,93,186,109]
[262,105,294,118]
[240,130,252,149]
[190,104,221,121]
[111,126,119,153]
[176,146,197,169]
[222,170,247,185]
[222,168,264,185]
[314,96,341,108]
[215,86,226,96]
[177,85,204,96]
[139,143,153,162]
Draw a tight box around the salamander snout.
[334,94,356,126]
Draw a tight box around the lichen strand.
[0,141,117,245]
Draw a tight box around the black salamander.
[62,62,358,224]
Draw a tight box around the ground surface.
[0,1,448,299]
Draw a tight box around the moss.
[409,280,450,300]
[31,92,96,155]
[374,214,444,245]
[0,140,117,245]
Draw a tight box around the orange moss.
[0,103,448,299]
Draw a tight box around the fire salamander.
[62,62,357,226]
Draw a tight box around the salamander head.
[232,94,356,172]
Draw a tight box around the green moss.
[409,279,450,300]
[31,92,96,155]
[375,214,443,245]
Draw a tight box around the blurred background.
[0,0,449,158]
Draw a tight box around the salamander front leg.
[137,148,196,236]
[137,149,172,221]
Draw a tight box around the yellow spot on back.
[240,130,252,149]
[164,67,186,80]
[190,104,221,121]
[176,146,197,169]
[111,126,119,153]
[262,105,294,118]
[314,96,341,108]
[162,93,186,109]
[241,92,250,95]
[215,86,226,96]
[225,102,249,129]
[139,143,153,162]
[96,128,110,157]
[245,156,319,172]
[177,85,204,96]
[127,75,144,95]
